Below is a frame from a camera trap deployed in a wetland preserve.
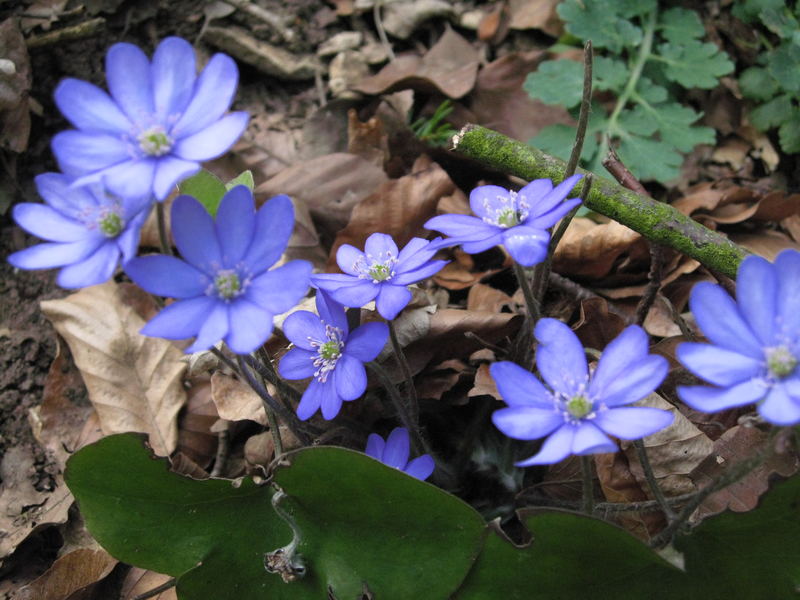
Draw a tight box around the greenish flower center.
[214,270,241,300]
[368,263,392,282]
[318,340,341,360]
[97,212,123,237]
[566,395,592,419]
[138,127,173,156]
[496,208,521,228]
[767,346,798,378]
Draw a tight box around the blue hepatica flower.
[677,250,800,426]
[312,233,447,320]
[365,427,435,481]
[279,292,388,420]
[424,174,583,266]
[8,173,151,288]
[52,36,248,201]
[491,318,673,465]
[125,186,311,354]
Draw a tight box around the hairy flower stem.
[388,320,419,426]
[649,428,782,548]
[155,201,173,256]
[367,361,430,457]
[449,124,749,278]
[581,455,595,515]
[633,438,676,522]
[254,348,302,414]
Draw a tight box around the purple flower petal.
[336,244,366,276]
[344,321,388,362]
[117,208,150,262]
[171,195,222,272]
[516,424,574,466]
[172,112,249,161]
[185,302,229,353]
[278,347,316,380]
[151,37,196,121]
[382,427,410,469]
[375,284,412,320]
[35,173,89,214]
[125,255,208,298]
[283,311,327,350]
[776,250,800,335]
[396,237,436,272]
[8,237,102,270]
[241,195,294,271]
[534,318,588,396]
[216,185,256,266]
[758,383,800,425]
[172,53,239,138]
[56,242,119,288]
[502,226,549,266]
[517,178,553,207]
[689,282,762,359]
[492,406,563,440]
[460,231,505,254]
[469,185,513,220]
[677,380,767,413]
[404,455,435,480]
[297,378,325,420]
[594,407,673,440]
[226,298,275,354]
[92,159,157,201]
[315,291,348,333]
[489,361,553,408]
[52,130,130,176]
[325,279,379,309]
[676,343,762,387]
[320,384,344,420]
[425,214,498,240]
[364,232,399,259]
[571,422,616,455]
[12,203,87,242]
[54,79,131,134]
[247,260,311,314]
[365,433,385,459]
[140,296,216,340]
[333,354,367,401]
[589,325,648,394]
[105,42,154,128]
[392,259,447,286]
[736,255,779,345]
[153,156,199,201]
[592,355,668,407]
[526,197,582,230]
[534,174,582,215]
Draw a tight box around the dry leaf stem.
[450,125,749,278]
[156,201,173,256]
[632,438,677,522]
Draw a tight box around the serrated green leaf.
[178,169,227,217]
[557,0,647,52]
[523,60,584,108]
[617,106,658,136]
[658,7,706,44]
[636,76,668,103]
[226,170,255,191]
[593,57,628,92]
[644,103,714,152]
[657,40,734,89]
[768,43,800,93]
[760,7,799,39]
[731,0,785,23]
[530,124,599,166]
[617,135,684,182]
[778,111,800,153]
[739,66,781,101]
[749,94,795,130]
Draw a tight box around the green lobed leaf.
[768,43,800,93]
[178,169,227,217]
[657,40,735,89]
[749,94,795,131]
[616,134,684,182]
[731,0,786,22]
[557,0,649,53]
[593,57,629,92]
[779,112,800,153]
[636,76,668,104]
[225,170,255,191]
[739,66,781,101]
[523,60,584,108]
[760,7,800,39]
[658,7,706,45]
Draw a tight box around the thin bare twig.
[133,578,177,600]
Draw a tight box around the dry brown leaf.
[16,548,117,600]
[690,426,799,520]
[210,371,267,425]
[120,568,177,600]
[355,28,479,98]
[573,297,627,352]
[553,218,645,279]
[731,230,800,260]
[782,214,800,243]
[508,0,563,36]
[256,152,388,239]
[381,0,456,39]
[40,281,186,455]
[328,155,457,269]
[177,377,220,469]
[0,18,31,152]
[347,108,389,167]
[622,393,713,497]
[468,362,499,399]
[466,283,515,313]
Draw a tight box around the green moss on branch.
[451,125,748,279]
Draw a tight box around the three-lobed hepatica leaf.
[66,433,800,600]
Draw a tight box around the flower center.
[566,395,593,419]
[214,270,242,300]
[354,252,398,283]
[766,346,798,379]
[97,211,123,237]
[369,263,392,282]
[483,191,529,228]
[310,325,345,382]
[138,126,173,156]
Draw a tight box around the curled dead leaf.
[16,548,117,600]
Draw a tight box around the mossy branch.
[451,124,749,279]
